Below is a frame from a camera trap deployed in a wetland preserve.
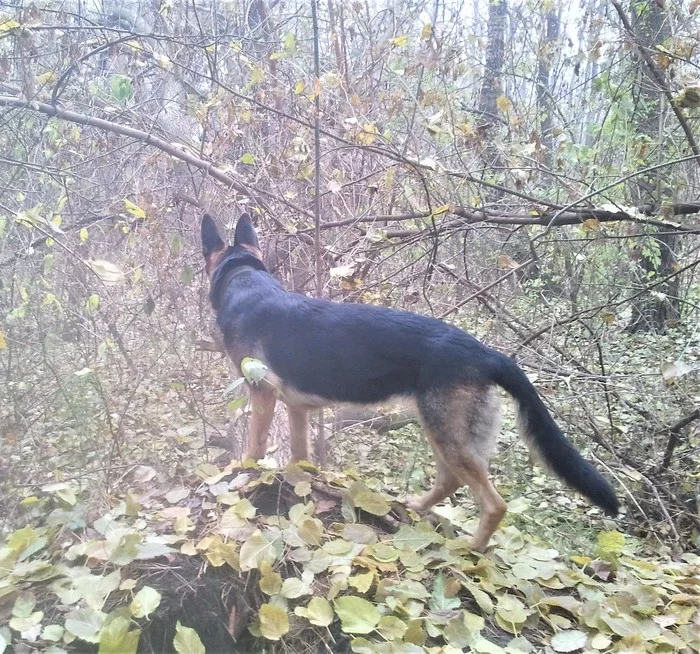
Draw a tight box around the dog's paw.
[404,497,428,513]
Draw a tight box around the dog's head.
[201,213,264,278]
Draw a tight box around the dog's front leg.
[287,405,310,462]
[245,385,277,460]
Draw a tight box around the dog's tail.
[491,354,619,516]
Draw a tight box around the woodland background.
[0,0,699,603]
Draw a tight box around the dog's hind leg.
[411,385,507,552]
[287,405,311,462]
[246,385,277,460]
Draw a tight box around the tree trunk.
[626,1,680,333]
[478,0,507,175]
[536,7,560,171]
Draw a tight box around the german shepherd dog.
[201,213,618,551]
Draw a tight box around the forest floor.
[1,372,699,653]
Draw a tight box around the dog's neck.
[222,264,257,279]
[210,254,267,310]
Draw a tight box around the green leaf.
[98,617,140,654]
[173,622,205,654]
[551,630,588,652]
[129,586,161,618]
[394,525,443,551]
[494,595,529,634]
[258,603,290,641]
[429,574,460,611]
[9,611,43,633]
[280,577,311,599]
[12,591,36,618]
[334,596,380,634]
[462,582,494,615]
[377,616,408,641]
[353,491,390,516]
[240,153,256,165]
[123,199,145,219]
[295,597,333,627]
[239,530,277,571]
[232,498,256,520]
[597,530,625,558]
[241,357,268,384]
[367,543,400,563]
[65,609,107,643]
[226,396,248,414]
[83,570,121,610]
[41,625,64,642]
[87,260,126,285]
[181,265,194,285]
[79,227,88,242]
[110,75,134,103]
[294,480,311,496]
[283,32,297,54]
[443,616,472,649]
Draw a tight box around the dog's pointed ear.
[233,213,262,259]
[201,214,226,275]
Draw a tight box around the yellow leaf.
[390,34,409,47]
[597,530,625,558]
[36,72,57,85]
[294,80,306,95]
[357,123,378,145]
[173,622,205,654]
[456,122,475,136]
[348,571,374,593]
[583,218,601,232]
[258,603,290,641]
[250,65,265,85]
[0,18,20,32]
[421,24,433,41]
[498,255,520,270]
[123,199,146,220]
[0,332,7,350]
[496,95,512,113]
[431,204,450,216]
[154,53,171,69]
[259,561,282,595]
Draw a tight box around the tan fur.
[240,243,263,260]
[204,244,226,277]
[246,385,277,460]
[407,385,506,551]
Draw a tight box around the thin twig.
[311,0,326,467]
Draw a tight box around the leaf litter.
[0,461,698,653]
